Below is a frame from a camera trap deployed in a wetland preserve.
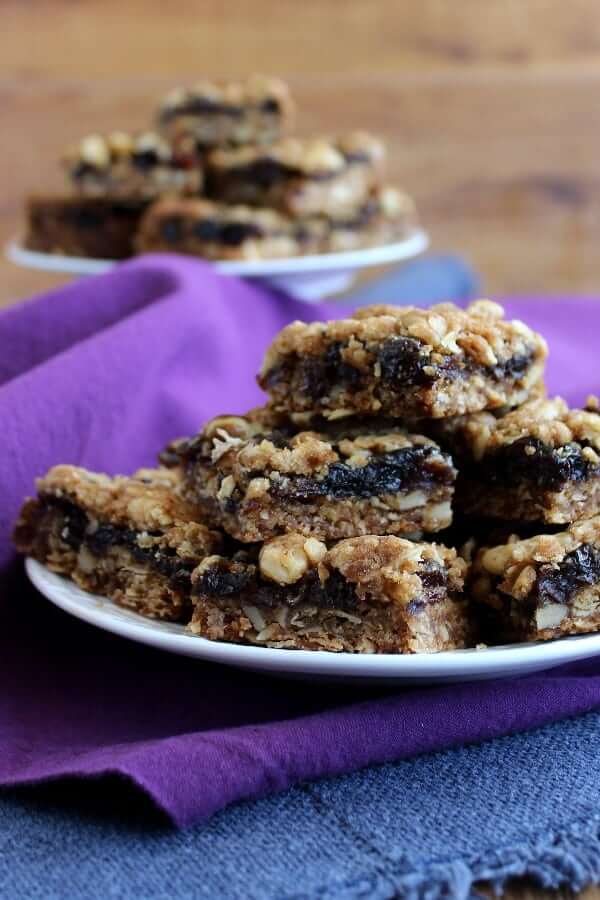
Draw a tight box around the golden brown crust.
[62,132,202,200]
[159,75,294,129]
[207,132,384,176]
[476,515,600,590]
[14,466,224,622]
[263,301,544,373]
[325,535,466,605]
[35,465,200,533]
[259,300,547,420]
[445,396,600,461]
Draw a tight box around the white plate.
[6,230,429,302]
[26,557,600,684]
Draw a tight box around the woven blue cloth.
[2,711,600,899]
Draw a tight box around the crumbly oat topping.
[63,132,175,171]
[35,465,211,536]
[260,300,547,379]
[327,535,466,605]
[208,132,384,175]
[198,413,440,477]
[475,515,600,597]
[450,396,600,460]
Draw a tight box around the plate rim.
[25,557,600,679]
[6,229,429,278]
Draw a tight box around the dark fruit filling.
[159,216,264,246]
[63,201,146,230]
[259,98,280,114]
[342,150,372,165]
[160,97,244,122]
[72,161,101,179]
[534,543,600,608]
[160,217,185,243]
[220,222,263,245]
[195,558,450,614]
[132,149,162,171]
[270,446,454,502]
[283,341,363,399]
[196,563,359,611]
[478,438,599,491]
[331,200,380,232]
[218,157,342,188]
[262,340,536,399]
[42,498,194,591]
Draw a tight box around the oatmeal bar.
[205,132,385,217]
[25,194,149,260]
[164,411,456,542]
[190,533,470,653]
[14,465,222,621]
[437,396,600,523]
[258,300,548,420]
[470,515,600,642]
[158,75,293,149]
[135,198,321,260]
[63,131,202,200]
[135,185,414,261]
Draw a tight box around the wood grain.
[5,0,600,76]
[4,65,600,304]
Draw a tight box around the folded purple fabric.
[2,255,600,828]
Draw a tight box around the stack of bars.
[16,300,600,653]
[25,75,416,263]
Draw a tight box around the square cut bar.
[205,132,385,218]
[258,300,548,421]
[135,198,321,260]
[433,396,600,524]
[470,515,600,643]
[14,465,222,621]
[134,187,415,261]
[25,195,150,260]
[162,410,456,542]
[158,75,293,149]
[63,131,203,200]
[190,533,470,653]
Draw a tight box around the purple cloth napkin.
[2,255,600,828]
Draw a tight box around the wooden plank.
[5,0,600,76]
[3,67,600,302]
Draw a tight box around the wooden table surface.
[4,0,600,307]
[3,3,600,894]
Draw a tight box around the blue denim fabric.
[2,711,600,899]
